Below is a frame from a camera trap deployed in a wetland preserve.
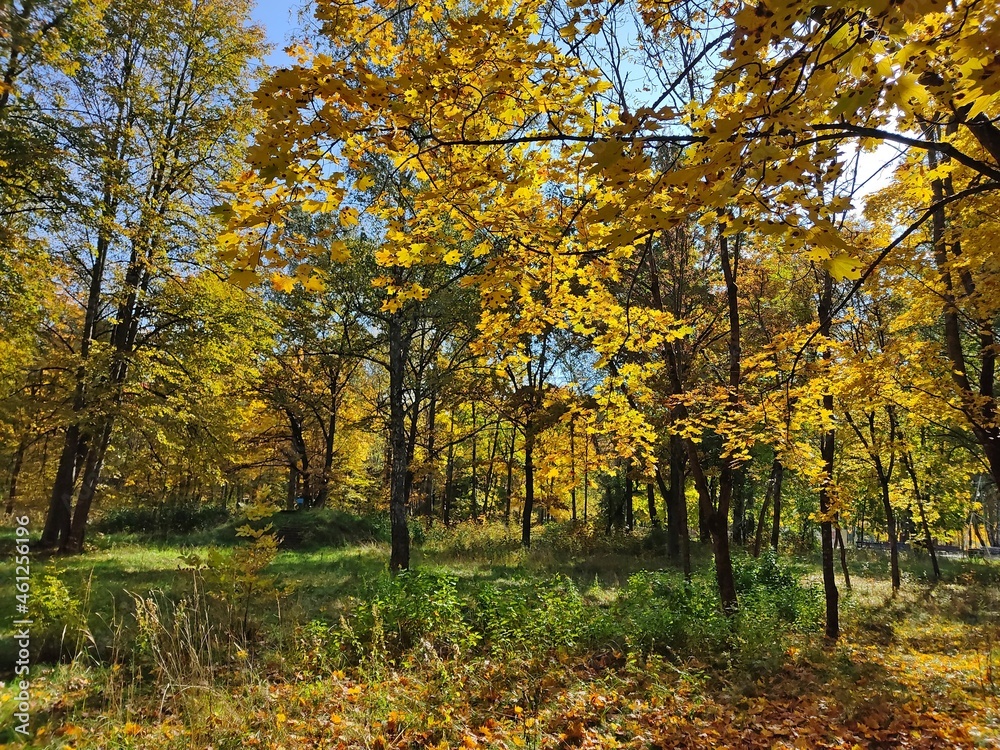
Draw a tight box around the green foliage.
[474,574,586,655]
[29,571,85,656]
[352,572,482,662]
[296,558,818,676]
[610,555,821,669]
[612,572,728,655]
[732,552,822,630]
[94,502,230,536]
[207,508,390,549]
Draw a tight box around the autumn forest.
[1,0,1000,747]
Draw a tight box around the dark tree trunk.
[40,427,80,548]
[819,271,840,640]
[646,483,659,528]
[819,410,839,639]
[40,170,118,550]
[64,420,114,553]
[714,465,738,614]
[753,459,781,557]
[881,479,901,592]
[5,436,27,516]
[287,410,312,505]
[481,418,502,518]
[709,232,741,614]
[388,315,410,573]
[771,459,783,552]
[605,481,614,535]
[835,525,852,590]
[444,437,454,528]
[504,430,514,526]
[731,468,746,546]
[317,405,338,507]
[404,386,422,511]
[521,427,534,547]
[287,463,298,510]
[902,449,940,580]
[425,394,436,518]
[661,435,689,575]
[624,466,634,532]
[570,421,577,522]
[699,476,713,544]
[929,127,1000,494]
[656,469,676,552]
[470,400,478,520]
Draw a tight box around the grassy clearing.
[1,518,999,748]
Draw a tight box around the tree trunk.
[521,426,534,547]
[646,483,659,528]
[504,430,514,526]
[287,410,312,505]
[928,128,1000,493]
[664,435,690,575]
[835,525,852,591]
[317,404,338,507]
[624,466,634,532]
[444,437,454,527]
[388,315,410,573]
[881,478,901,592]
[64,420,114,553]
[481,418,502,518]
[714,465,738,614]
[731,468,746,546]
[656,469,676,552]
[425,394,436,518]
[699,477,712,544]
[752,459,781,557]
[470,400,478,520]
[287,463,299,510]
[903,449,940,580]
[5,437,27,516]
[771,459,784,552]
[818,271,840,640]
[40,427,80,548]
[570,421,577,522]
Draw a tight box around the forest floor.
[1,519,999,749]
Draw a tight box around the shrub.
[209,508,390,549]
[346,571,479,662]
[732,552,822,630]
[475,574,587,655]
[613,571,729,655]
[95,501,229,536]
[30,572,86,659]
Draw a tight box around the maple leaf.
[825,254,863,281]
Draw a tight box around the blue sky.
[250,1,300,67]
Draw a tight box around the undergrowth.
[1,521,997,748]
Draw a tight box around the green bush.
[29,572,86,659]
[475,574,586,654]
[732,552,822,630]
[95,501,229,535]
[347,571,480,661]
[315,554,819,674]
[613,571,729,655]
[205,508,390,548]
